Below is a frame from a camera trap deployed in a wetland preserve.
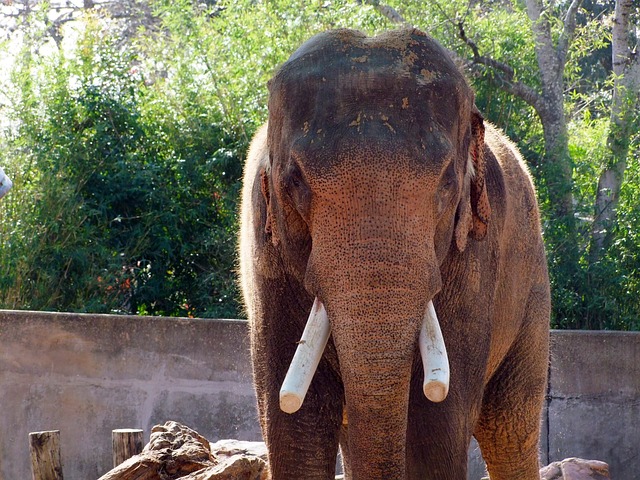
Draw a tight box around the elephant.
[239,27,550,480]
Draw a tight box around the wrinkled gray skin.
[239,28,550,480]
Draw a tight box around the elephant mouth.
[279,297,450,414]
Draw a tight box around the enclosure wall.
[0,311,637,479]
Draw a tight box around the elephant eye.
[283,163,305,193]
[437,162,458,213]
[289,173,302,188]
[282,161,311,217]
[442,177,455,190]
[439,162,457,191]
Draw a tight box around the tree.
[0,0,157,48]
[590,0,640,261]
[1,0,638,327]
[0,6,243,317]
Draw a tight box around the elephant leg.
[474,292,549,480]
[405,375,473,480]
[406,427,470,480]
[250,286,344,479]
[255,356,343,479]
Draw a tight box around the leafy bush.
[0,13,241,317]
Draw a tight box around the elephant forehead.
[269,27,469,115]
[268,28,472,165]
[281,70,464,132]
[274,28,465,87]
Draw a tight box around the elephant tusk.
[279,297,331,414]
[419,300,450,402]
[0,167,12,200]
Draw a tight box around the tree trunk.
[522,0,583,306]
[524,0,580,222]
[538,102,574,221]
[589,0,640,262]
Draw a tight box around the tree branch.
[524,0,561,82]
[557,0,584,68]
[457,20,545,112]
[360,0,409,26]
[457,21,514,78]
[589,0,639,261]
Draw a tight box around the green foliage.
[1,1,639,329]
[550,113,640,330]
[0,12,242,317]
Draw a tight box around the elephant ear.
[455,108,491,252]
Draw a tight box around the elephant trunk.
[310,237,443,479]
[328,291,419,479]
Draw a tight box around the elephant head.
[261,28,490,477]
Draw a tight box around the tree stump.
[29,430,64,480]
[112,429,144,468]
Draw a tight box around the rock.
[209,439,268,462]
[539,458,610,480]
[99,422,267,480]
[180,454,266,480]
[480,458,610,480]
[146,421,215,475]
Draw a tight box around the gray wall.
[547,331,640,479]
[0,311,638,480]
[0,311,258,480]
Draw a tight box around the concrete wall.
[547,331,640,479]
[0,311,638,480]
[0,311,258,480]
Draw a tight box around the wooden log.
[112,429,144,468]
[98,422,215,480]
[29,430,64,480]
